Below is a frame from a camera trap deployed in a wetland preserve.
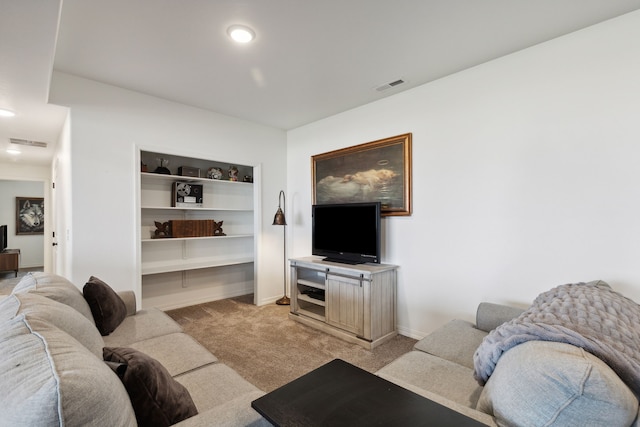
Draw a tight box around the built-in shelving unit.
[138,150,257,310]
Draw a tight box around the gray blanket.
[473,280,640,397]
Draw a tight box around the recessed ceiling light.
[227,25,255,43]
[6,148,21,155]
[0,109,16,117]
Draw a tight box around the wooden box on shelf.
[169,219,224,237]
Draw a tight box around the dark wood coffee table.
[251,358,488,426]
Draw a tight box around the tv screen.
[0,225,7,252]
[312,202,381,264]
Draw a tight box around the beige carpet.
[167,294,417,392]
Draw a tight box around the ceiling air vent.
[10,138,48,148]
[375,79,406,92]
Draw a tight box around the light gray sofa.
[0,272,270,427]
[377,301,640,426]
[376,303,522,426]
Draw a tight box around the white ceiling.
[2,0,640,166]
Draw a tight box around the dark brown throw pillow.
[103,347,198,427]
[82,276,127,335]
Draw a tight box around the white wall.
[0,180,44,268]
[52,115,72,278]
[287,11,640,338]
[49,73,287,304]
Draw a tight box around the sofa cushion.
[174,363,263,413]
[414,319,487,369]
[475,302,525,333]
[127,332,218,376]
[173,391,270,427]
[103,307,183,347]
[104,347,198,426]
[0,315,136,426]
[371,375,498,427]
[476,340,638,426]
[376,350,483,408]
[83,276,128,335]
[0,292,104,357]
[12,272,95,324]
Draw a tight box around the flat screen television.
[0,225,7,252]
[312,202,381,264]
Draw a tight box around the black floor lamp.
[273,190,290,305]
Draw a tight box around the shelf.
[298,294,326,307]
[141,205,252,212]
[141,172,252,186]
[141,234,253,243]
[297,279,325,290]
[141,256,254,275]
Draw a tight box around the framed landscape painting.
[16,197,45,235]
[312,133,412,216]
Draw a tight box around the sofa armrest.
[476,302,524,332]
[117,291,137,316]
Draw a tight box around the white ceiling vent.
[375,79,406,92]
[10,138,48,148]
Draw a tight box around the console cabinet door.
[326,273,364,336]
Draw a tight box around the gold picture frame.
[312,133,412,216]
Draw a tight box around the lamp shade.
[272,190,287,225]
[273,208,287,225]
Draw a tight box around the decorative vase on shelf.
[207,167,223,180]
[154,158,171,174]
[228,166,239,181]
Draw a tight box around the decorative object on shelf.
[243,175,253,183]
[153,221,171,238]
[172,182,203,208]
[272,190,290,305]
[207,167,223,180]
[312,133,412,216]
[141,162,148,172]
[178,166,200,177]
[16,197,44,235]
[228,166,239,181]
[169,219,224,238]
[154,157,171,174]
[212,220,226,236]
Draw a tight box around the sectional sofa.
[2,273,638,426]
[0,272,269,426]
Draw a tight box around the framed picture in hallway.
[312,133,412,216]
[16,197,44,235]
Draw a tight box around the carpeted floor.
[167,294,417,392]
